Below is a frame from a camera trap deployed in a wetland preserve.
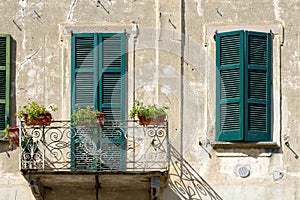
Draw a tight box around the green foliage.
[21,135,38,153]
[129,100,169,120]
[3,125,13,150]
[71,106,104,126]
[3,125,19,150]
[17,102,58,123]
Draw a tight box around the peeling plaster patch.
[160,85,172,95]
[143,84,155,93]
[162,65,177,76]
[273,0,284,25]
[67,0,78,23]
[194,0,203,17]
[22,32,27,50]
[19,0,26,8]
[109,0,117,6]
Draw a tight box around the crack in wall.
[18,47,43,75]
[67,0,78,22]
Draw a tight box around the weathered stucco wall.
[0,0,299,199]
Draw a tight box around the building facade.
[0,0,299,199]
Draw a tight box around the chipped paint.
[273,0,284,25]
[194,0,204,17]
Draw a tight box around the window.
[0,35,10,140]
[71,33,126,171]
[216,30,272,142]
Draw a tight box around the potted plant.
[17,102,58,126]
[71,106,105,127]
[129,100,169,126]
[3,125,20,150]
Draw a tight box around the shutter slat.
[75,37,94,69]
[249,70,267,100]
[75,72,94,105]
[248,35,267,66]
[0,71,6,99]
[102,37,122,68]
[220,69,240,100]
[249,104,267,131]
[102,108,121,121]
[220,35,241,66]
[73,36,95,108]
[102,73,121,104]
[220,103,240,131]
[0,38,6,66]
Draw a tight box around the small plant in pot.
[71,106,105,127]
[129,100,169,126]
[17,102,58,126]
[3,125,20,150]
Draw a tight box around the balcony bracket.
[151,176,161,200]
[28,177,44,200]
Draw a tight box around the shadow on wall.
[167,144,222,200]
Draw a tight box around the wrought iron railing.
[19,120,169,172]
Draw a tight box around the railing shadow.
[168,144,222,200]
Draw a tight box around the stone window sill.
[211,142,281,157]
[211,142,280,149]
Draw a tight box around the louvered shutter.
[99,33,125,120]
[99,33,126,170]
[72,34,97,110]
[71,34,98,171]
[216,31,244,141]
[245,31,272,141]
[0,35,10,140]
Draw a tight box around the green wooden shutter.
[245,31,272,141]
[0,35,10,140]
[99,33,126,171]
[71,33,98,110]
[71,34,98,171]
[216,31,244,141]
[99,33,126,120]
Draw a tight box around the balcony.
[19,120,169,199]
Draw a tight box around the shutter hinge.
[213,30,218,41]
[270,29,274,39]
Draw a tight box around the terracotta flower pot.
[137,113,166,126]
[97,112,105,127]
[23,113,52,126]
[9,127,19,147]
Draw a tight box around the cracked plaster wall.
[0,0,299,199]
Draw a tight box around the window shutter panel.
[99,33,126,121]
[216,31,244,141]
[245,31,272,141]
[71,34,97,110]
[99,33,126,171]
[0,35,10,140]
